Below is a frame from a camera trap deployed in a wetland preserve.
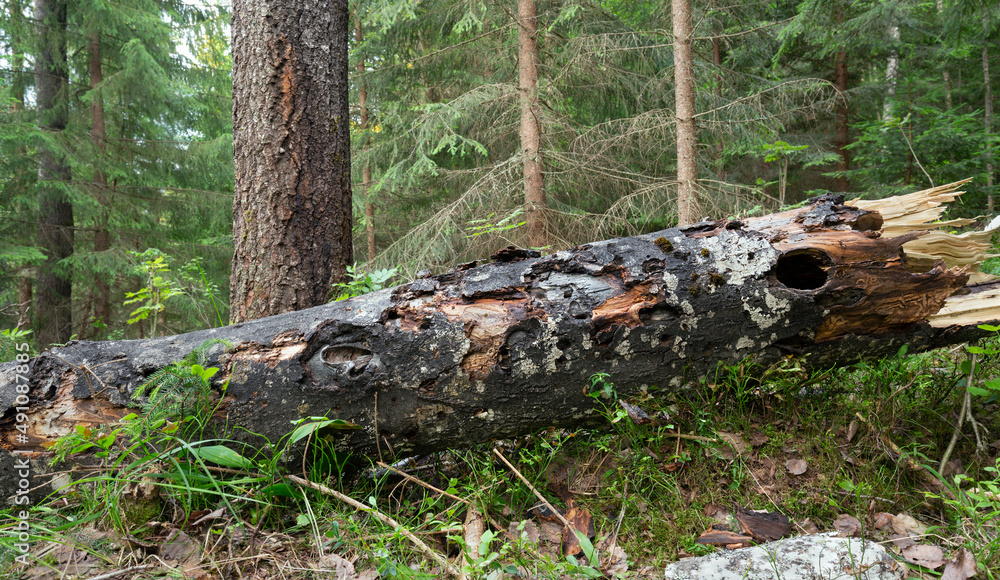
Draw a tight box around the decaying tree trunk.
[3,182,999,501]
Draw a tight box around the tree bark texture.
[4,193,999,501]
[356,16,376,263]
[230,0,353,323]
[673,0,698,224]
[518,0,547,248]
[90,31,111,336]
[34,0,74,348]
[834,45,850,192]
[983,14,994,213]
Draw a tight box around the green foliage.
[330,264,397,301]
[965,325,1000,399]
[0,328,32,363]
[123,249,185,334]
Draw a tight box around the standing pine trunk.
[983,14,994,214]
[356,16,376,263]
[89,31,111,336]
[673,0,698,225]
[10,0,33,332]
[518,0,547,248]
[34,0,73,347]
[231,0,353,323]
[882,23,900,121]
[834,48,850,192]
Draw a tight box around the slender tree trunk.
[984,15,994,214]
[713,35,725,181]
[936,0,953,111]
[673,0,698,224]
[17,269,32,331]
[34,0,73,347]
[517,0,547,248]
[883,24,900,121]
[90,31,111,336]
[834,48,850,192]
[356,16,376,263]
[11,0,32,332]
[231,0,353,323]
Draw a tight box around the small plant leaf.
[190,445,256,469]
[289,418,360,445]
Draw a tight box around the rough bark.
[883,23,900,121]
[230,0,353,323]
[356,16,376,263]
[4,192,999,501]
[673,0,698,224]
[834,47,850,192]
[90,31,111,336]
[983,15,994,213]
[34,0,73,348]
[518,0,547,248]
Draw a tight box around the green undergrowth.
[2,339,1000,578]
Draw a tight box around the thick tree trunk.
[518,0,547,248]
[4,187,999,501]
[673,0,698,224]
[230,0,353,323]
[33,0,73,348]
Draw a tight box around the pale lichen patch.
[700,231,777,287]
[742,289,792,330]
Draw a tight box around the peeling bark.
[3,193,999,501]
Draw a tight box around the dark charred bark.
[3,195,998,501]
[230,0,353,323]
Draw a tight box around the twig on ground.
[940,352,975,472]
[287,475,463,578]
[492,448,575,532]
[377,461,469,505]
[83,565,150,580]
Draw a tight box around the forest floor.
[4,343,1000,579]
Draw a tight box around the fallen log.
[3,181,1000,501]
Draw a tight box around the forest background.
[0,0,997,345]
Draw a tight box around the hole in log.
[322,345,372,364]
[774,250,832,290]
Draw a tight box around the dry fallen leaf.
[315,552,356,579]
[891,512,927,537]
[597,536,629,577]
[833,514,862,537]
[902,544,946,570]
[797,518,820,534]
[941,547,977,580]
[718,431,749,457]
[562,499,594,557]
[846,419,859,443]
[785,458,808,476]
[873,512,894,530]
[509,520,540,544]
[889,533,916,550]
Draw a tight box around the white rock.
[663,533,904,580]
